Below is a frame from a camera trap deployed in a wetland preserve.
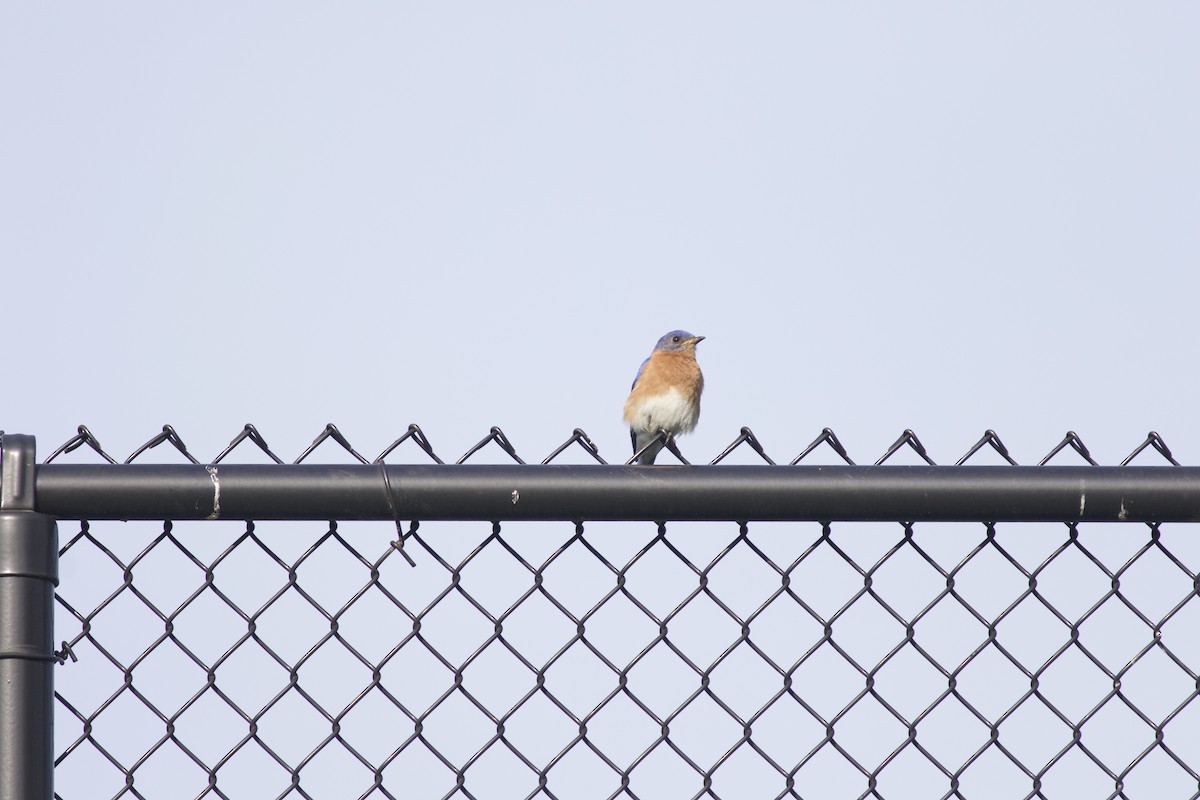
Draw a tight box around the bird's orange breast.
[623,350,704,422]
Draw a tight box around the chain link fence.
[6,425,1200,799]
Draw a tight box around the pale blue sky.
[3,2,1198,465]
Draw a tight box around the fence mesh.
[47,426,1200,799]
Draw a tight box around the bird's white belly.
[633,388,698,435]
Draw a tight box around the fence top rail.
[18,463,1200,523]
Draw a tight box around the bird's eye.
[672,335,681,343]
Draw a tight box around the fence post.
[0,434,57,800]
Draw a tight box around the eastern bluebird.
[623,330,705,465]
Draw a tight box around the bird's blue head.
[653,330,705,352]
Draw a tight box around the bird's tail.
[631,431,664,465]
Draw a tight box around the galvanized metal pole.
[0,434,57,800]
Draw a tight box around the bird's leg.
[662,431,690,464]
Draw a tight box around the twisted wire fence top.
[36,423,1185,467]
[39,425,1200,800]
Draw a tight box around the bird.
[623,330,705,465]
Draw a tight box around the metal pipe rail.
[28,463,1200,522]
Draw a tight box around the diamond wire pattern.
[47,426,1200,799]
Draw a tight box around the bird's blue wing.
[629,357,650,454]
[631,357,650,391]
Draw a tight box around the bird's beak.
[690,336,705,346]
